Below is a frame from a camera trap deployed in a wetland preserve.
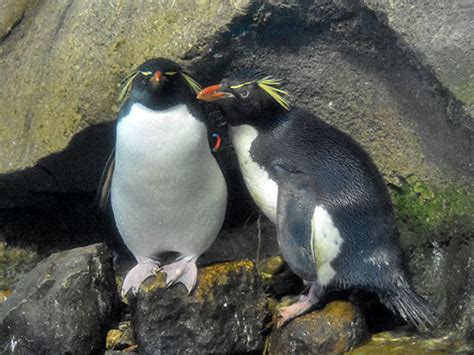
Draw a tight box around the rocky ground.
[1,243,471,354]
[0,0,473,354]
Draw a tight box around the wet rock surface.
[348,330,473,354]
[0,243,119,354]
[268,301,368,354]
[105,321,136,352]
[131,260,267,354]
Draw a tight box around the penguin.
[98,58,227,297]
[197,75,435,330]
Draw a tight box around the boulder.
[0,243,119,354]
[267,301,368,354]
[363,0,474,117]
[132,260,267,354]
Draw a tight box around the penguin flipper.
[272,162,318,281]
[97,148,115,213]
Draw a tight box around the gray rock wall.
[364,0,474,117]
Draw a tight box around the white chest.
[230,124,278,223]
[116,103,206,161]
[111,103,227,258]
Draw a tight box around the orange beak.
[197,84,231,102]
[150,70,162,84]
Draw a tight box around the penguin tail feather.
[381,282,436,331]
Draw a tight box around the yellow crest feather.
[257,76,290,110]
[117,70,201,103]
[229,76,289,110]
[117,70,152,103]
[181,72,201,94]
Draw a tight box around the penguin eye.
[240,90,250,98]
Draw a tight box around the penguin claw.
[121,262,160,298]
[161,258,198,293]
[277,302,309,328]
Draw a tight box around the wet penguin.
[98,58,227,297]
[197,75,434,330]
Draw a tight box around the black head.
[197,75,290,128]
[121,58,201,111]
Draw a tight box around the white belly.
[311,206,343,285]
[111,103,227,260]
[230,124,278,223]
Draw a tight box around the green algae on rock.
[348,331,472,355]
[105,321,136,352]
[390,175,474,239]
[258,255,286,279]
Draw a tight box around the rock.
[0,243,119,354]
[268,301,368,354]
[0,0,31,40]
[0,240,40,290]
[258,255,304,298]
[259,255,286,277]
[0,0,252,207]
[105,321,136,352]
[363,0,474,117]
[348,331,473,354]
[0,289,12,305]
[132,260,267,354]
[105,351,137,355]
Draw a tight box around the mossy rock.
[267,301,368,354]
[348,331,472,354]
[132,260,267,354]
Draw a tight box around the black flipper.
[272,162,318,281]
[380,276,436,331]
[97,148,115,213]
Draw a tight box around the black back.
[251,108,402,288]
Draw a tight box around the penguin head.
[119,58,201,110]
[197,75,289,127]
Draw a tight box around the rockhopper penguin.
[98,58,227,297]
[197,75,435,330]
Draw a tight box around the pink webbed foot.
[160,255,198,293]
[277,282,323,328]
[121,261,160,297]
